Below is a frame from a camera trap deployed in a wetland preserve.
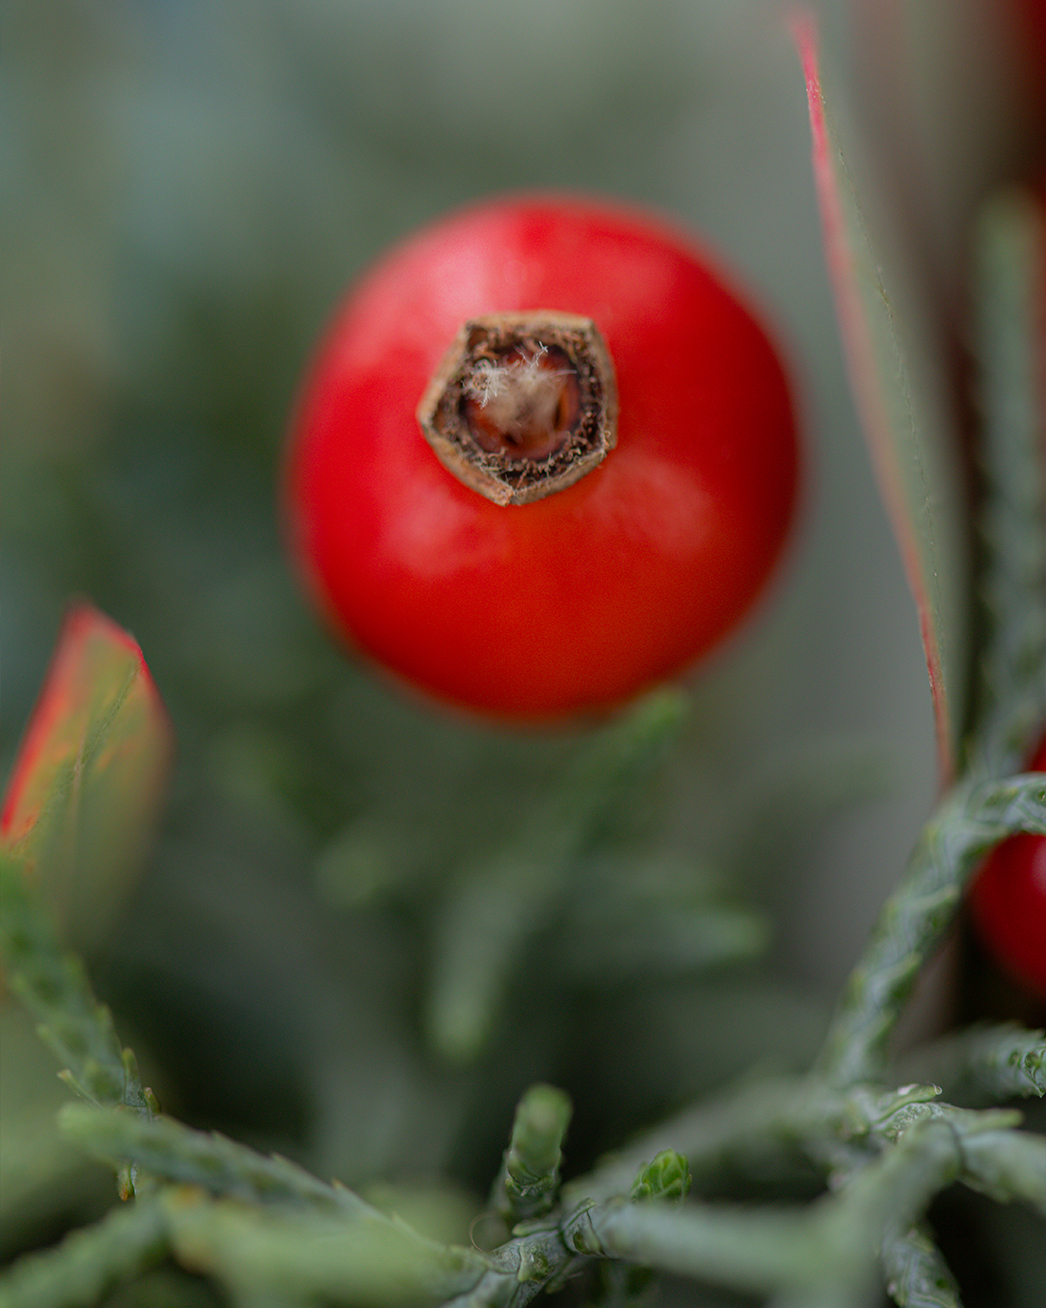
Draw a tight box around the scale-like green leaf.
[961,1130,1046,1214]
[59,1103,373,1217]
[898,1024,1046,1104]
[0,1196,169,1308]
[1,604,173,949]
[880,1223,961,1308]
[160,1188,488,1307]
[0,852,155,1120]
[797,17,970,780]
[818,769,1046,1087]
[492,1084,572,1224]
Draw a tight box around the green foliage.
[1,607,173,956]
[0,1200,168,1308]
[629,1151,691,1203]
[424,690,689,1063]
[899,1023,1046,1104]
[4,627,1045,1307]
[158,1192,486,1308]
[816,770,1046,1086]
[494,1084,573,1225]
[57,1105,374,1217]
[880,1223,962,1308]
[799,16,972,775]
[2,14,1045,1308]
[0,855,155,1122]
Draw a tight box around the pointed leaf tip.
[1,603,173,946]
[795,13,970,782]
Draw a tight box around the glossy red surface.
[969,735,1046,998]
[283,195,800,719]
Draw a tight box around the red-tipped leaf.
[2,604,172,947]
[797,16,971,782]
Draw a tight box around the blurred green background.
[1,0,1036,1287]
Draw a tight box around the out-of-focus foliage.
[1,606,172,954]
[800,19,971,779]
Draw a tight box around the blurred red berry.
[969,734,1046,999]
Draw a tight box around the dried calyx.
[416,311,618,505]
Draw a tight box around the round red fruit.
[282,194,800,720]
[968,735,1046,999]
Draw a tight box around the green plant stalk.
[879,1223,961,1308]
[897,1022,1046,1104]
[441,1158,695,1308]
[492,1083,572,1224]
[584,1117,961,1299]
[0,852,155,1120]
[0,1197,169,1308]
[58,1104,376,1217]
[816,772,1046,1086]
[159,1188,488,1308]
[960,1129,1046,1213]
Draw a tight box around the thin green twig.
[879,1224,961,1308]
[491,1084,572,1225]
[58,1104,376,1217]
[0,852,154,1119]
[0,1196,169,1308]
[159,1188,489,1308]
[583,1117,961,1299]
[816,772,1046,1086]
[896,1023,1046,1104]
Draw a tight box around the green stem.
[0,1198,169,1308]
[879,1224,961,1308]
[59,1104,376,1217]
[896,1023,1046,1104]
[816,773,1045,1086]
[0,853,154,1118]
[586,1117,961,1300]
[493,1084,573,1224]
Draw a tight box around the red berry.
[969,735,1046,999]
[282,194,800,720]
